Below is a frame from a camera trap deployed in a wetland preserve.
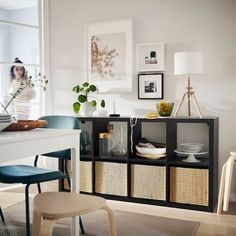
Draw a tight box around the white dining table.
[0,128,81,236]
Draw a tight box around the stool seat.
[33,192,117,236]
[34,192,106,219]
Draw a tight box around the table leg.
[71,133,80,236]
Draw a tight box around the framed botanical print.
[87,19,133,93]
[138,73,164,99]
[137,42,165,72]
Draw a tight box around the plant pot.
[79,102,96,117]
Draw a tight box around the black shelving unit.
[59,116,218,212]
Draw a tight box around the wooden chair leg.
[103,205,117,236]
[223,155,236,211]
[32,210,42,236]
[39,218,56,236]
[217,163,227,214]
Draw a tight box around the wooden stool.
[217,152,236,214]
[32,192,117,236]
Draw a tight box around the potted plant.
[72,82,105,116]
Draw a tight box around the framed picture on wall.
[87,19,133,93]
[137,42,165,72]
[138,73,164,99]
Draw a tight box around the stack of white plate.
[0,113,12,132]
[179,143,205,153]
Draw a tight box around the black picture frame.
[138,73,164,99]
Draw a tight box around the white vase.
[79,102,96,117]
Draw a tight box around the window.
[0,0,44,119]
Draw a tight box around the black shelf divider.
[94,156,128,163]
[168,156,209,168]
[129,156,166,166]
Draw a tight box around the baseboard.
[0,184,22,191]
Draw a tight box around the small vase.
[79,102,96,117]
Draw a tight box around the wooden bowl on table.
[3,120,48,131]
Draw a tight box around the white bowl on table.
[136,145,166,155]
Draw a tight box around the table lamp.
[173,51,203,118]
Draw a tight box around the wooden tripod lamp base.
[173,51,204,118]
[173,76,203,118]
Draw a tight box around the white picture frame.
[136,42,165,72]
[87,19,133,93]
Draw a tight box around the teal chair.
[0,165,66,236]
[34,115,85,234]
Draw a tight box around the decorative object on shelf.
[136,138,166,160]
[88,19,133,93]
[175,143,207,163]
[138,73,164,99]
[0,113,12,132]
[92,108,108,117]
[108,123,127,156]
[109,99,120,117]
[145,112,159,119]
[72,82,106,116]
[99,132,114,158]
[174,150,208,163]
[3,120,48,131]
[173,51,203,118]
[136,152,165,160]
[80,131,91,154]
[179,143,205,153]
[136,144,166,154]
[137,42,165,72]
[156,102,174,117]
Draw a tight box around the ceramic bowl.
[136,145,166,155]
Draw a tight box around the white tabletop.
[0,128,80,145]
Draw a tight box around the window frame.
[0,0,50,116]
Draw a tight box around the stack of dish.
[179,143,205,153]
[175,143,207,163]
[0,114,12,132]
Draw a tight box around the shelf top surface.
[78,116,218,121]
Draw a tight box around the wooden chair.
[217,152,236,214]
[32,192,117,236]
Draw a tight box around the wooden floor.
[1,181,236,236]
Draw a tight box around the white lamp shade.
[174,51,203,75]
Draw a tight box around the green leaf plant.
[72,82,106,114]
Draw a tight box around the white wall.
[48,0,236,195]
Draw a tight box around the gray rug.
[0,200,199,236]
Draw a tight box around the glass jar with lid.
[99,132,113,158]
